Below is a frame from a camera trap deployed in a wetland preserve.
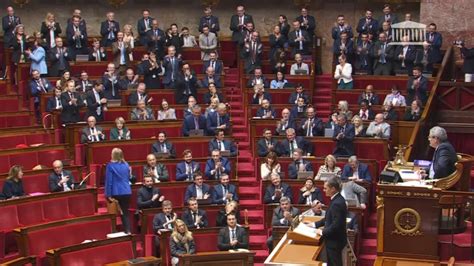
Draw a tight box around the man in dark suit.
[354,33,374,74]
[199,7,220,34]
[276,108,296,136]
[212,174,239,205]
[143,153,169,183]
[66,15,88,56]
[217,213,249,250]
[288,84,310,105]
[184,173,212,203]
[414,41,437,73]
[175,63,199,103]
[151,132,177,159]
[246,68,268,88]
[263,174,293,204]
[422,126,458,179]
[201,66,222,88]
[119,68,139,90]
[356,9,379,36]
[182,197,208,229]
[288,149,313,179]
[242,31,263,74]
[278,128,312,157]
[61,80,83,124]
[30,70,52,119]
[102,63,121,99]
[85,80,107,121]
[331,15,353,40]
[152,200,177,255]
[205,150,231,180]
[333,114,356,157]
[2,6,21,45]
[206,103,230,135]
[288,20,310,56]
[80,116,105,143]
[312,177,347,266]
[378,4,399,28]
[100,12,119,47]
[372,32,394,75]
[266,197,300,250]
[138,9,154,46]
[66,9,86,28]
[162,46,183,88]
[176,150,201,181]
[256,99,276,119]
[146,19,165,59]
[48,37,71,77]
[202,51,223,75]
[76,71,94,92]
[357,84,380,106]
[182,105,207,136]
[394,36,417,75]
[296,7,316,45]
[341,156,372,182]
[333,31,354,61]
[251,85,272,105]
[257,129,280,157]
[229,5,254,43]
[208,129,238,157]
[425,23,443,63]
[459,42,474,82]
[49,160,75,192]
[47,87,63,113]
[128,82,151,106]
[112,32,132,74]
[137,176,164,210]
[300,107,324,137]
[406,67,428,105]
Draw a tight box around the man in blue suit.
[46,87,63,113]
[341,156,372,182]
[49,160,75,192]
[205,150,231,180]
[202,52,223,75]
[182,105,207,136]
[257,128,280,157]
[208,129,238,157]
[288,149,313,179]
[263,173,293,204]
[288,84,310,105]
[421,126,458,179]
[162,46,183,87]
[184,173,212,203]
[300,107,324,137]
[256,99,276,119]
[137,9,154,46]
[176,149,201,181]
[199,7,220,34]
[30,70,53,121]
[151,131,177,159]
[356,9,379,36]
[181,197,208,229]
[212,174,239,204]
[152,200,177,255]
[201,65,222,88]
[333,114,355,157]
[278,128,312,157]
[425,23,443,64]
[206,103,230,135]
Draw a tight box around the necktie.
[298,31,303,50]
[91,128,98,142]
[193,212,197,223]
[289,141,294,156]
[94,90,101,115]
[162,143,167,153]
[211,61,215,69]
[194,117,199,130]
[223,186,228,197]
[307,119,313,136]
[381,44,386,64]
[56,97,61,108]
[37,80,46,92]
[231,229,236,241]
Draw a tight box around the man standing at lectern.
[420,126,457,179]
[312,177,347,266]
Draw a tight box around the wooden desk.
[178,251,255,266]
[374,256,441,266]
[265,234,323,266]
[104,256,161,266]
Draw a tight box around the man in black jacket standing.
[458,41,474,82]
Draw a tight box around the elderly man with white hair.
[420,126,458,179]
[366,113,391,139]
[48,160,75,192]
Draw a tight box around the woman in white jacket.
[334,55,353,89]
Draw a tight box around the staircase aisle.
[224,67,269,264]
[313,73,333,121]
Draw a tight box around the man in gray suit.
[199,25,218,61]
[366,113,391,139]
[80,116,105,143]
[266,197,300,251]
[341,180,367,209]
[217,213,249,251]
[372,32,394,75]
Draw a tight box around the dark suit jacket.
[288,29,310,55]
[202,60,223,75]
[143,164,169,182]
[100,20,120,46]
[176,161,201,181]
[315,193,347,249]
[118,78,138,91]
[76,80,94,92]
[371,41,395,69]
[80,126,105,143]
[406,75,428,104]
[203,92,224,105]
[162,56,183,86]
[2,15,21,44]
[300,117,324,136]
[394,45,417,72]
[128,92,149,106]
[137,60,162,89]
[137,186,161,209]
[288,159,313,179]
[182,209,208,229]
[298,188,323,204]
[246,75,268,88]
[151,141,177,158]
[137,17,154,41]
[278,137,312,156]
[102,74,120,99]
[199,15,220,33]
[341,163,372,182]
[182,115,207,136]
[251,92,272,105]
[217,226,249,250]
[429,142,458,179]
[40,22,62,48]
[208,139,237,157]
[60,91,82,124]
[205,158,231,180]
[357,93,380,106]
[46,96,62,112]
[271,206,300,226]
[461,47,474,74]
[48,170,74,192]
[112,41,132,67]
[257,138,280,157]
[355,40,374,71]
[30,78,53,101]
[184,184,211,203]
[331,25,354,40]
[425,32,443,63]
[333,39,354,58]
[288,92,309,105]
[229,14,254,42]
[152,212,176,232]
[263,183,293,204]
[66,23,88,50]
[333,123,356,157]
[356,18,379,35]
[48,47,71,77]
[201,75,222,89]
[85,89,106,121]
[206,112,231,135]
[212,184,239,204]
[296,15,316,36]
[146,28,166,58]
[256,107,276,119]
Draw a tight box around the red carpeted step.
[361,239,377,254]
[239,186,260,194]
[237,162,255,173]
[254,249,270,263]
[364,226,377,239]
[368,213,378,227]
[358,254,377,266]
[239,150,252,158]
[250,235,267,248]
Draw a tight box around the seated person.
[266,196,300,251]
[333,114,355,157]
[337,100,353,120]
[176,150,201,181]
[143,153,169,182]
[206,103,230,135]
[110,116,131,140]
[257,128,280,157]
[137,176,165,210]
[203,83,224,104]
[151,131,177,159]
[300,107,324,137]
[208,129,238,157]
[325,112,338,130]
[1,165,25,200]
[153,200,178,255]
[278,128,312,157]
[182,197,208,229]
[270,71,289,89]
[217,213,249,251]
[263,173,293,204]
[49,160,75,192]
[366,113,391,139]
[184,172,211,203]
[288,83,310,105]
[315,154,342,180]
[357,84,380,106]
[201,66,222,88]
[205,97,219,118]
[205,150,231,180]
[170,219,196,266]
[212,174,239,204]
[256,99,276,119]
[357,99,375,121]
[383,85,407,107]
[421,126,458,179]
[260,151,281,180]
[341,156,372,182]
[46,87,63,112]
[289,97,307,119]
[182,104,206,136]
[118,68,139,90]
[276,108,296,135]
[216,201,241,227]
[80,116,105,143]
[131,100,155,120]
[298,178,323,205]
[352,115,366,137]
[251,84,272,105]
[157,99,177,120]
[404,99,423,121]
[382,103,399,121]
[128,82,152,106]
[183,96,197,118]
[300,199,324,216]
[246,67,268,88]
[341,180,367,209]
[288,148,314,179]
[290,53,309,75]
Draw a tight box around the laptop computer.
[297,171,314,180]
[75,54,89,62]
[294,69,308,75]
[188,129,204,136]
[324,128,334,138]
[154,152,171,159]
[107,99,122,107]
[220,150,231,157]
[318,172,336,181]
[197,198,212,205]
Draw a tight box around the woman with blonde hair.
[40,12,61,49]
[216,200,241,226]
[170,219,196,266]
[105,148,132,233]
[110,117,131,140]
[351,115,366,137]
[123,24,135,61]
[1,165,25,200]
[337,100,353,120]
[205,97,220,118]
[260,152,281,180]
[315,154,342,180]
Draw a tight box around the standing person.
[457,41,474,82]
[2,6,21,45]
[199,6,220,34]
[40,12,61,50]
[105,148,132,234]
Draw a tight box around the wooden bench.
[0,128,57,151]
[245,88,314,106]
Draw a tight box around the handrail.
[404,45,454,161]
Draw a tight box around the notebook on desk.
[318,172,336,181]
[107,99,122,107]
[220,150,231,157]
[294,69,308,75]
[75,54,89,62]
[188,129,204,136]
[297,171,314,180]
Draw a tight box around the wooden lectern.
[376,184,442,262]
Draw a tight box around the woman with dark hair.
[278,15,290,39]
[270,71,288,89]
[269,25,286,63]
[157,99,177,120]
[2,165,25,200]
[260,152,281,180]
[404,99,423,121]
[298,178,323,205]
